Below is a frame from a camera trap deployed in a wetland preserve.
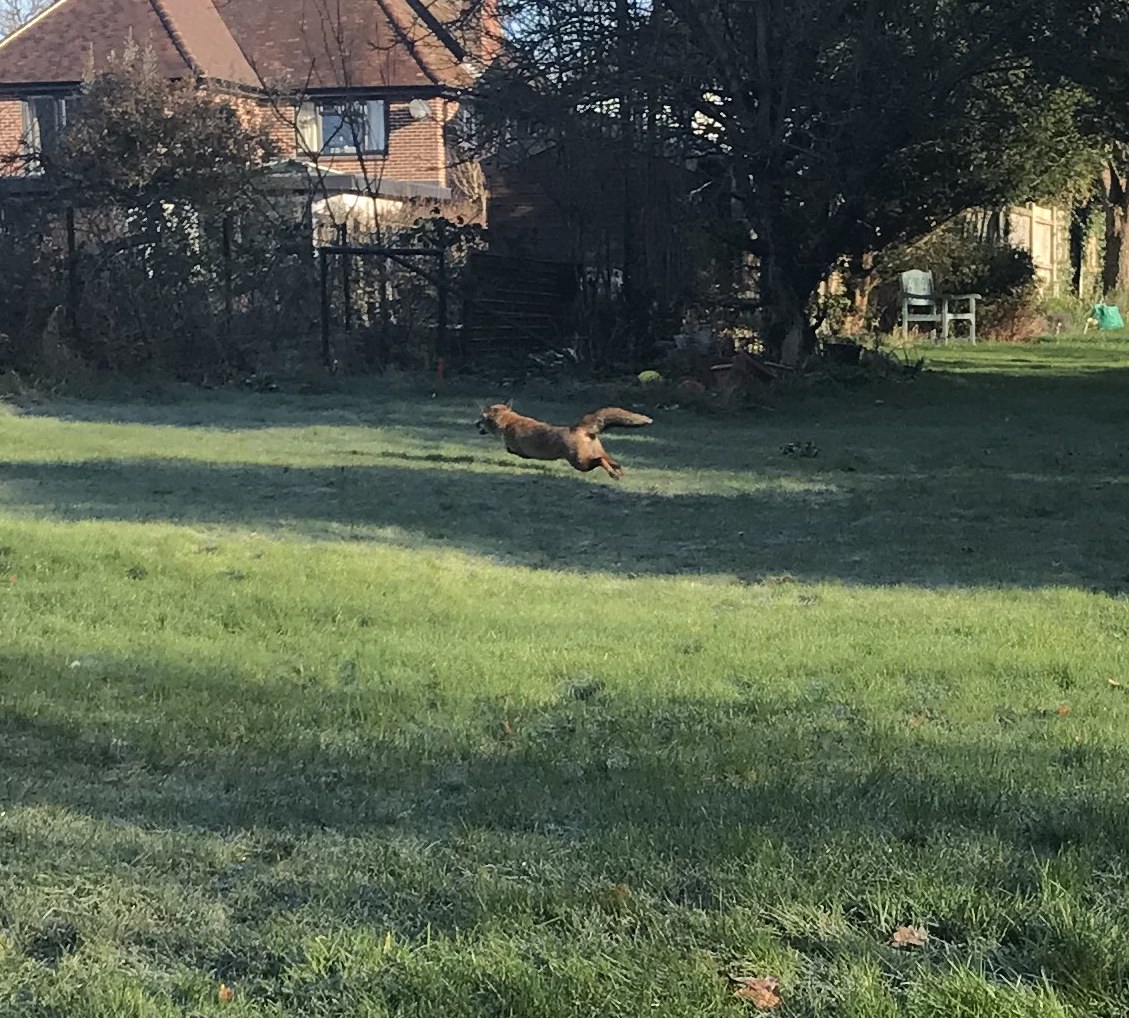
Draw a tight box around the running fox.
[475,403,653,479]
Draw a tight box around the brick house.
[0,0,498,215]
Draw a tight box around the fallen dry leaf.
[598,882,633,908]
[1109,678,1122,689]
[218,983,235,1002]
[730,975,782,1009]
[890,925,928,948]
[1056,704,1071,717]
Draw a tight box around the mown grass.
[2,339,1129,1016]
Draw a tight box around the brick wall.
[227,94,295,157]
[384,97,449,186]
[480,0,503,65]
[248,96,451,187]
[0,89,454,187]
[0,99,23,164]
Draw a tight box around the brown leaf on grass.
[890,925,928,948]
[218,983,235,1002]
[1056,704,1071,717]
[598,882,633,910]
[729,975,782,1009]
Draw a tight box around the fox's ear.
[504,398,513,408]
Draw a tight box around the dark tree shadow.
[1,648,1124,880]
[4,358,1129,589]
[0,451,1125,589]
[5,359,1129,1007]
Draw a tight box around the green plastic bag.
[1093,303,1125,329]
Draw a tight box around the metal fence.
[0,192,318,377]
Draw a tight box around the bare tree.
[487,0,1127,362]
[0,0,50,38]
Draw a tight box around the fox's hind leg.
[569,453,621,478]
[567,438,623,478]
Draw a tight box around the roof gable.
[213,0,461,90]
[154,0,257,83]
[0,0,481,91]
[0,0,197,85]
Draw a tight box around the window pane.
[366,100,386,153]
[296,102,320,154]
[320,109,347,151]
[20,100,40,151]
[320,103,368,153]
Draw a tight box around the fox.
[475,402,653,479]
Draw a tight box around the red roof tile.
[0,0,478,90]
[0,0,195,84]
[153,0,257,83]
[212,0,464,89]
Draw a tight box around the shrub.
[876,219,1043,341]
[1040,295,1092,335]
[0,43,301,382]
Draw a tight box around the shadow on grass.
[6,665,1126,1010]
[7,360,1129,1008]
[14,354,1129,453]
[1,649,1124,895]
[0,452,1127,589]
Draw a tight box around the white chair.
[900,269,979,343]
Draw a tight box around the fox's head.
[475,402,512,435]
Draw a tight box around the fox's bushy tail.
[575,407,654,435]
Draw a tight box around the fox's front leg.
[599,457,624,479]
[589,439,622,479]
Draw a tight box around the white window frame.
[19,95,81,175]
[20,95,74,167]
[295,99,387,157]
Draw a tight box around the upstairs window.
[296,100,387,157]
[20,95,78,169]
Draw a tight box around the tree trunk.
[778,307,806,367]
[1102,163,1129,297]
[760,253,814,366]
[1070,202,1091,298]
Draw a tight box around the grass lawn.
[2,338,1129,1016]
